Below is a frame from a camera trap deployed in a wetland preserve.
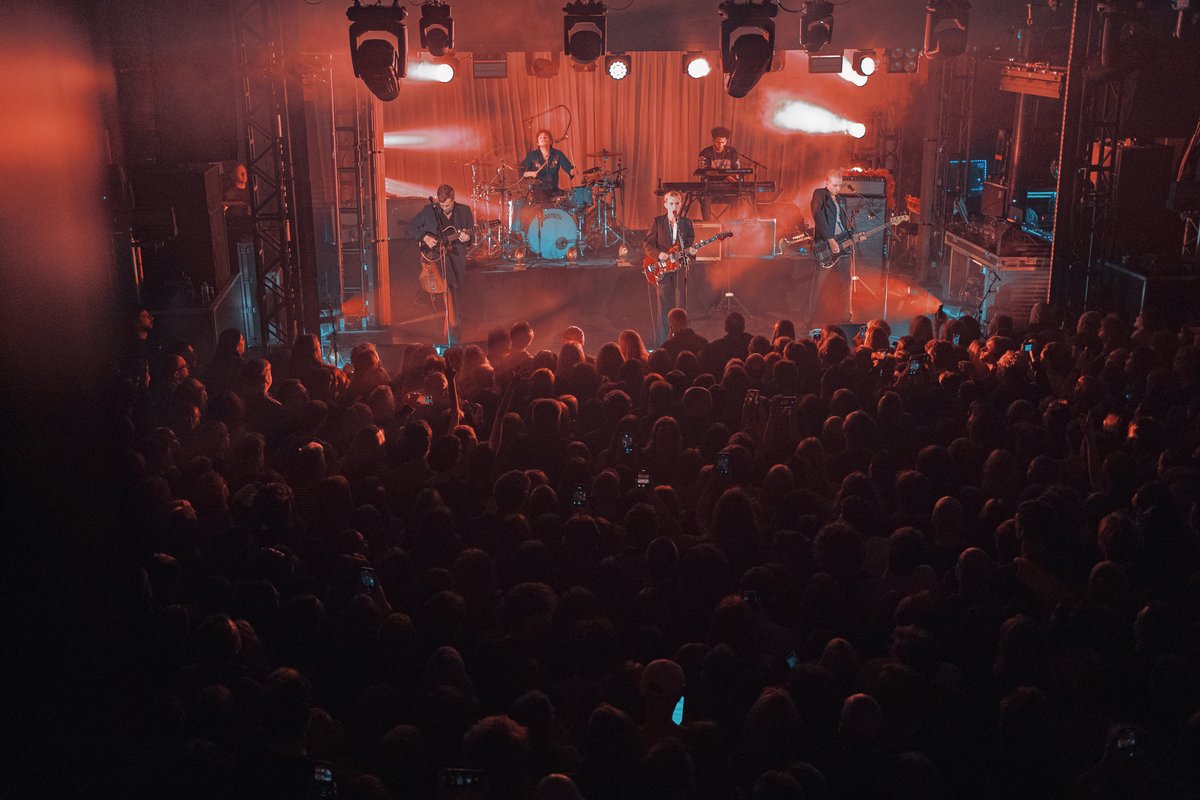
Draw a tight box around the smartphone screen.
[786,651,800,669]
[359,567,377,592]
[908,358,921,376]
[637,470,650,488]
[571,485,587,508]
[953,333,961,346]
[313,764,337,799]
[671,696,685,725]
[715,452,730,475]
[621,432,634,455]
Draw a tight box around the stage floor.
[376,246,940,353]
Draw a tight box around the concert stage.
[384,243,937,349]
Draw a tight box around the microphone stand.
[429,197,454,348]
[737,151,769,218]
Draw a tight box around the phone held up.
[359,566,377,593]
[439,767,488,800]
[715,451,731,476]
[637,470,651,488]
[621,431,635,456]
[571,484,588,508]
[312,763,338,800]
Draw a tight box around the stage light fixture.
[525,52,561,78]
[347,1,408,102]
[800,0,834,53]
[852,49,877,76]
[605,53,631,80]
[684,53,712,78]
[564,1,607,66]
[419,1,453,57]
[720,0,778,99]
[886,46,920,73]
[807,53,842,73]
[924,0,970,60]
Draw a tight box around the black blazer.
[811,188,848,242]
[643,214,696,260]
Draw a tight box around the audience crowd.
[103,302,1200,799]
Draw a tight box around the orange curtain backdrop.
[382,51,923,227]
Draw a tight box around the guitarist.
[643,191,697,348]
[413,184,473,346]
[809,170,852,325]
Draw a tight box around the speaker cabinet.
[132,163,231,303]
[1111,144,1183,260]
[841,196,887,269]
[692,222,724,261]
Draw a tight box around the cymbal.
[458,158,500,168]
[586,149,623,158]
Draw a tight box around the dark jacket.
[811,187,848,242]
[643,214,695,260]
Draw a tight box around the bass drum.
[524,207,578,259]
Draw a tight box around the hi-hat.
[586,149,624,158]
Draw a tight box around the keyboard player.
[696,125,743,221]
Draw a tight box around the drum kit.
[462,148,630,262]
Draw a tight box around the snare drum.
[522,207,578,260]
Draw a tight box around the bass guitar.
[642,231,733,286]
[813,213,909,270]
[419,219,501,264]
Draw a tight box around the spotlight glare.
[852,49,877,76]
[605,53,630,80]
[685,54,712,78]
[771,98,866,138]
[838,56,868,86]
[407,60,456,82]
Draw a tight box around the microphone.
[428,196,437,206]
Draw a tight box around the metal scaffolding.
[1049,0,1135,312]
[232,0,314,346]
[916,54,975,285]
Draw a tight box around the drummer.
[520,129,575,203]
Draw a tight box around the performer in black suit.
[809,169,853,325]
[412,184,473,346]
[696,125,743,221]
[643,191,697,347]
[520,129,575,202]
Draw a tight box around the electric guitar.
[419,219,501,264]
[813,214,909,269]
[643,231,733,286]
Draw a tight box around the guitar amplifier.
[692,222,723,261]
[841,197,887,269]
[840,176,886,197]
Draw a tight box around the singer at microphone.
[519,128,575,203]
